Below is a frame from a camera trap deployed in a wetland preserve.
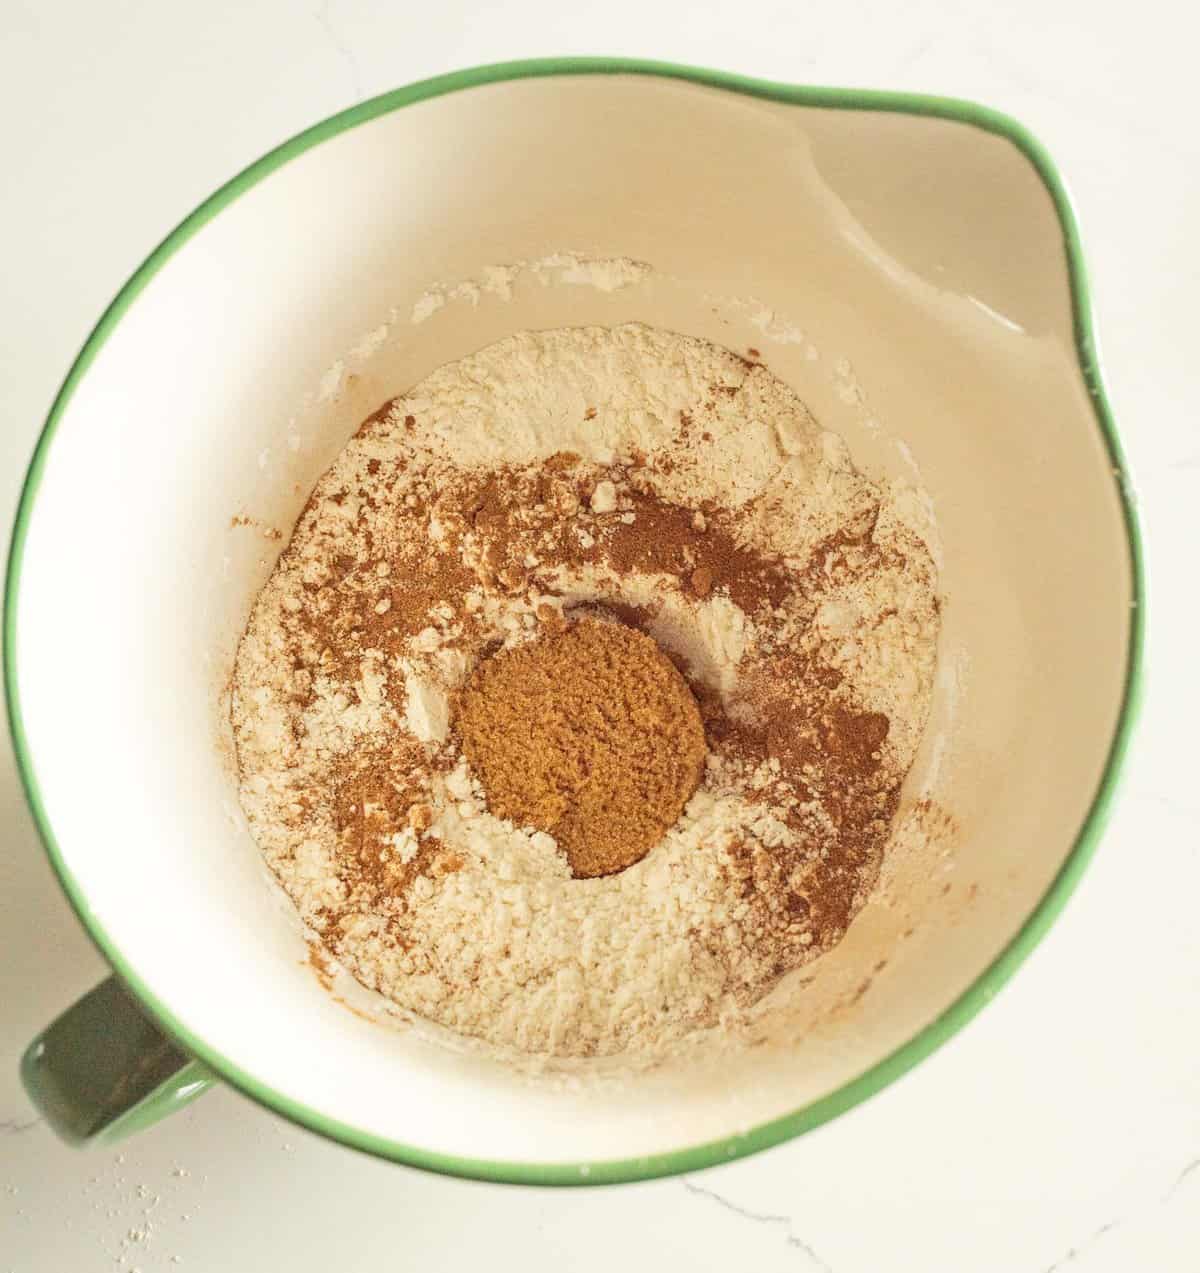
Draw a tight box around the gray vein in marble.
[682,1180,833,1271]
[0,1116,41,1134]
[1041,1150,1200,1271]
[1041,1220,1120,1273]
[313,0,362,101]
[1165,1156,1200,1199]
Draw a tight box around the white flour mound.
[232,323,941,1061]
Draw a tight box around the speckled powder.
[232,323,941,1059]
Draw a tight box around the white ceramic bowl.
[7,60,1143,1182]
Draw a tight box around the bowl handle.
[20,976,215,1145]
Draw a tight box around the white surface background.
[1,1,1196,1269]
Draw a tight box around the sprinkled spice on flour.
[232,323,940,1059]
[456,617,707,879]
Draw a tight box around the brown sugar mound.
[454,618,707,878]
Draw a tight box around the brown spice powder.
[455,618,707,878]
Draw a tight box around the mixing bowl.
[7,59,1143,1182]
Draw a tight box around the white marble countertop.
[1,1,1196,1268]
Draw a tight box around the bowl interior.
[10,72,1134,1174]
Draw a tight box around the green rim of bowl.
[3,57,1146,1185]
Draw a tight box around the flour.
[232,323,941,1060]
[410,253,652,324]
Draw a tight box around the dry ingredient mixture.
[232,323,940,1059]
[456,617,707,880]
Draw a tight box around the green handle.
[21,976,215,1145]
